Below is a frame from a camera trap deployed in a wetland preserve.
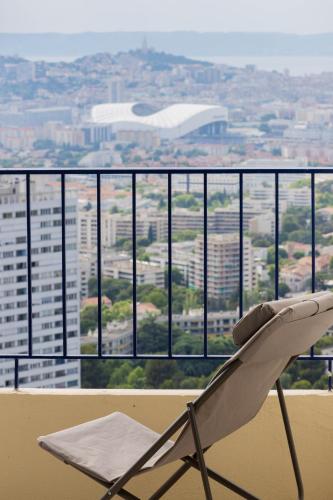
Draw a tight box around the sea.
[196,56,333,76]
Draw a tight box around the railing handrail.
[1,166,333,175]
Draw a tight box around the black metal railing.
[0,166,333,390]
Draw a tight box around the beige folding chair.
[38,291,333,499]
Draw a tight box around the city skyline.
[1,35,333,393]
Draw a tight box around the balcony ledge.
[1,388,333,499]
[1,387,331,396]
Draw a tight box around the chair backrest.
[157,292,333,465]
[233,290,330,346]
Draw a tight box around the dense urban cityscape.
[1,41,333,390]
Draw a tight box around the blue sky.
[1,0,331,34]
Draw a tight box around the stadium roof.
[91,102,228,140]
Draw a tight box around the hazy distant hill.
[2,32,333,58]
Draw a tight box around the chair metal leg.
[149,462,192,499]
[183,456,259,500]
[117,489,141,500]
[276,379,304,500]
[149,446,211,499]
[187,402,213,500]
[101,487,140,500]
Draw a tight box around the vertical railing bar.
[328,360,332,392]
[25,173,33,357]
[275,173,279,300]
[61,173,67,357]
[310,173,316,358]
[203,173,208,357]
[168,174,172,358]
[14,358,19,390]
[239,173,243,319]
[311,173,316,294]
[186,174,190,194]
[132,173,137,357]
[96,174,103,358]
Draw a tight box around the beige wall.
[1,388,333,500]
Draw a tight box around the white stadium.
[91,102,228,141]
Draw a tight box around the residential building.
[102,212,168,247]
[79,210,97,252]
[103,257,165,288]
[159,308,238,336]
[0,176,80,388]
[79,253,97,298]
[107,78,125,103]
[81,321,133,355]
[190,234,255,299]
[280,255,330,293]
[249,213,275,236]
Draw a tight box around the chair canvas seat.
[38,411,174,483]
[38,291,333,499]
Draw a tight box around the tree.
[271,147,282,156]
[293,251,305,260]
[33,139,56,150]
[280,207,311,243]
[208,191,231,210]
[208,336,237,356]
[279,282,290,297]
[173,333,203,355]
[173,193,199,209]
[267,246,288,264]
[292,380,312,389]
[259,123,271,134]
[286,358,326,386]
[109,301,132,321]
[127,366,146,388]
[182,289,202,314]
[173,229,200,242]
[108,362,133,387]
[81,344,110,388]
[164,267,184,286]
[80,305,98,334]
[141,288,168,310]
[261,113,276,122]
[88,277,132,303]
[80,303,114,335]
[251,234,274,247]
[138,318,169,353]
[145,360,182,388]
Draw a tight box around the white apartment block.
[249,213,275,237]
[172,174,239,195]
[103,257,165,288]
[79,210,168,251]
[102,212,167,247]
[159,308,238,336]
[81,321,133,355]
[172,206,261,234]
[248,186,310,209]
[147,241,195,285]
[213,206,261,233]
[190,233,255,299]
[79,210,97,252]
[0,176,80,388]
[80,252,97,298]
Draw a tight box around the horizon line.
[1,30,333,36]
